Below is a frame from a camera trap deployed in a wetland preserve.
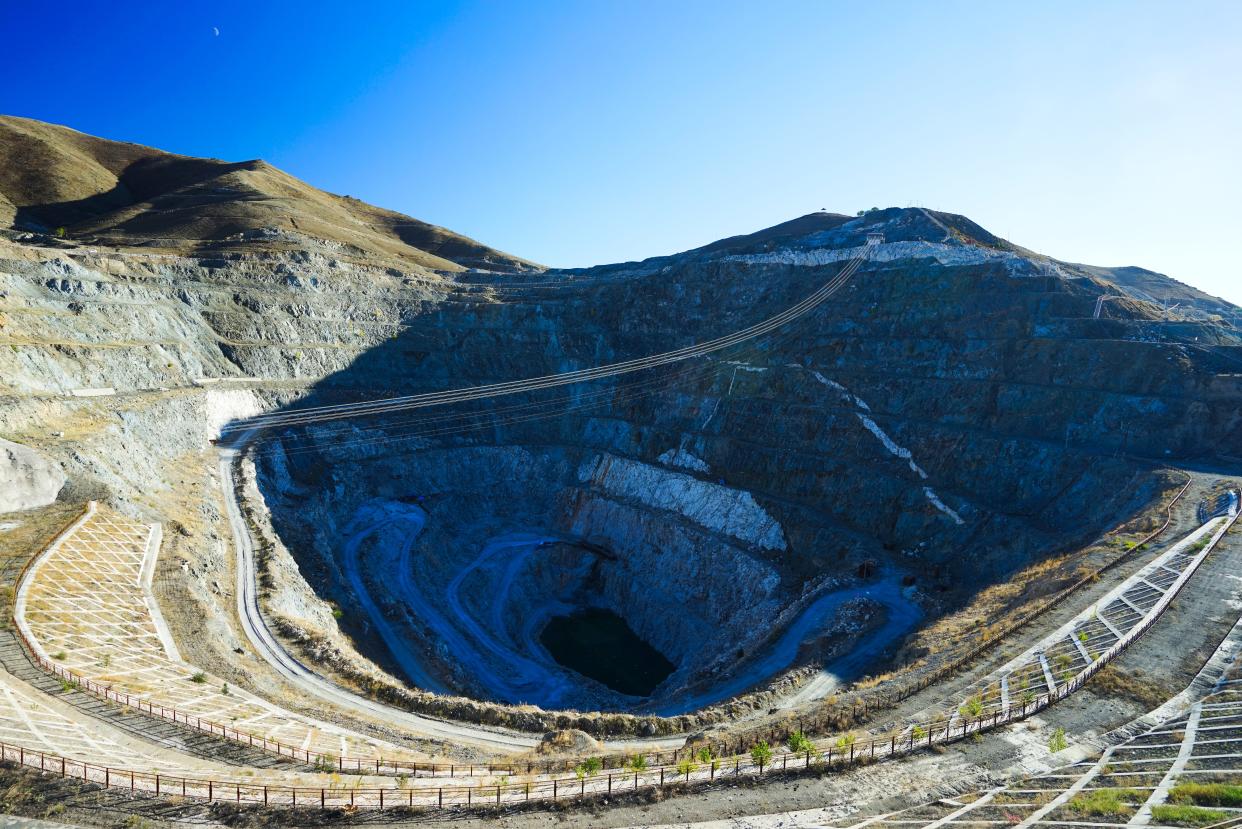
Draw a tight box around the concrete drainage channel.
[2,484,1234,809]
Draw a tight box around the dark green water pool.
[540,608,675,697]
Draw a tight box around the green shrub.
[626,754,647,771]
[750,740,773,769]
[696,746,721,770]
[1169,782,1242,807]
[575,756,603,778]
[1048,727,1068,752]
[675,757,698,777]
[787,731,814,753]
[1066,787,1142,816]
[190,671,207,683]
[1151,803,1229,826]
[960,695,983,718]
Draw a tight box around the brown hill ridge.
[0,115,536,273]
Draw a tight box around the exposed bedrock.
[258,441,903,712]
[0,437,65,512]
[2,206,1239,722]
[242,233,1242,718]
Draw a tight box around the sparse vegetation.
[675,756,698,777]
[1066,787,1143,816]
[1151,803,1229,826]
[1169,782,1242,807]
[190,671,207,683]
[1088,664,1172,709]
[573,756,603,779]
[696,745,722,771]
[1048,727,1068,752]
[787,730,814,753]
[750,740,773,770]
[960,695,984,718]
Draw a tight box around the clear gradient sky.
[5,1,1240,302]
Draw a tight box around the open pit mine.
[1,115,1241,828]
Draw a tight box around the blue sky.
[5,1,1240,303]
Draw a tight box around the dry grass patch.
[1064,787,1144,817]
[1087,663,1176,709]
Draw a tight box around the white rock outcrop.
[0,438,65,513]
[579,453,787,550]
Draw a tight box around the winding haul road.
[220,433,540,753]
[219,433,686,754]
[214,250,882,754]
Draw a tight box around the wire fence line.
[1,470,1200,781]
[1,495,1232,811]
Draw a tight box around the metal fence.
[0,495,1231,811]
[13,475,1194,779]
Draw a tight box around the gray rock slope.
[0,437,64,513]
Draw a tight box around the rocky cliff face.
[0,438,64,512]
[242,209,1241,715]
[2,120,1240,723]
